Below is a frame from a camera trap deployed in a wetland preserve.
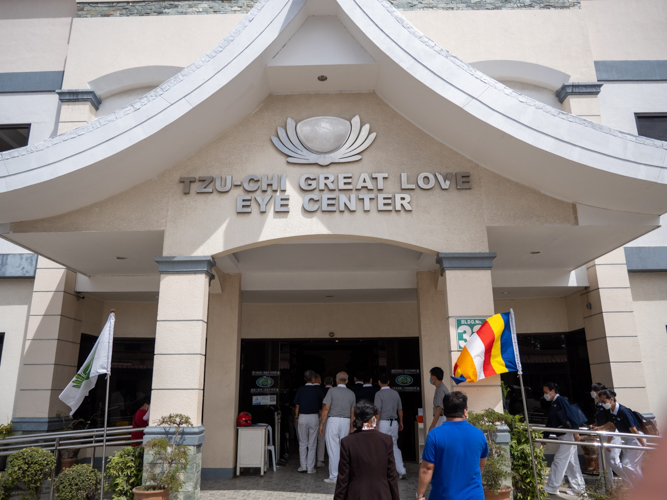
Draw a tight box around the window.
[636,114,667,141]
[0,125,30,152]
[0,332,4,364]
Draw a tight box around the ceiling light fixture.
[317,75,328,81]
[501,292,509,295]
[326,295,334,298]
[116,256,128,260]
[530,251,541,255]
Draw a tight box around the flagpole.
[100,310,114,500]
[510,310,540,500]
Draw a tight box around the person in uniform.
[320,371,356,484]
[352,374,364,398]
[427,367,449,434]
[542,382,585,496]
[374,375,406,479]
[598,389,646,488]
[357,374,378,403]
[589,382,623,477]
[294,369,325,473]
[317,375,335,467]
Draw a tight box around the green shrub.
[106,447,144,500]
[0,476,15,500]
[54,464,101,500]
[6,447,56,500]
[143,414,192,493]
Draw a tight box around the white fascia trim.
[491,268,589,289]
[241,269,417,291]
[76,274,161,293]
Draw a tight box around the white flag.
[59,312,115,415]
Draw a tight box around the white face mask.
[591,391,598,399]
[603,402,612,410]
[544,394,551,402]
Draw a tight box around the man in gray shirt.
[319,371,356,484]
[374,374,406,478]
[428,366,450,435]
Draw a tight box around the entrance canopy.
[1,0,666,226]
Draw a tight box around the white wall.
[629,273,667,421]
[0,279,33,424]
[0,93,61,144]
[597,82,667,135]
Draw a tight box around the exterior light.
[116,256,127,260]
[317,75,328,81]
[530,251,541,255]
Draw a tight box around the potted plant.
[5,447,56,500]
[56,412,96,470]
[0,423,13,472]
[106,446,144,500]
[468,411,513,500]
[133,414,193,500]
[54,464,101,500]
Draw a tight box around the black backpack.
[631,410,659,436]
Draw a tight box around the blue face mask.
[429,378,434,385]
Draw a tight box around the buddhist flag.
[59,312,115,415]
[452,310,522,384]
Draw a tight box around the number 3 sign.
[455,318,485,350]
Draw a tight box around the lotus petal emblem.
[271,115,376,166]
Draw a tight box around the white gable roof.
[1,0,666,224]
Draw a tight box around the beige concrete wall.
[493,297,569,333]
[61,14,245,89]
[0,0,73,73]
[629,273,667,421]
[242,302,418,339]
[81,297,157,338]
[583,0,667,61]
[0,279,33,424]
[14,258,83,419]
[405,9,597,81]
[202,273,242,471]
[583,249,649,412]
[12,93,580,260]
[81,295,104,335]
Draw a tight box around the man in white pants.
[294,370,325,473]
[374,375,406,479]
[316,375,334,467]
[319,371,356,484]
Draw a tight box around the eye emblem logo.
[271,115,376,166]
[256,377,275,388]
[395,375,414,386]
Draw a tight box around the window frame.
[634,112,667,141]
[0,124,31,153]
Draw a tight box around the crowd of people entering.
[290,368,652,499]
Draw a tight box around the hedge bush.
[54,464,101,500]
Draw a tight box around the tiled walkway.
[201,460,583,500]
[201,460,421,499]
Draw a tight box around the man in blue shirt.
[416,391,488,500]
[294,369,325,473]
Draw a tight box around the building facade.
[1,0,667,494]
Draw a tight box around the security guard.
[294,369,325,473]
[427,367,449,434]
[598,389,645,488]
[319,371,356,484]
[374,374,406,479]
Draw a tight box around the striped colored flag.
[452,310,522,384]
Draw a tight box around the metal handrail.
[0,426,133,442]
[529,424,662,495]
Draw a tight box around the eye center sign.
[179,171,472,214]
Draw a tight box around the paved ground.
[201,460,588,500]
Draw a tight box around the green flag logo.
[72,348,96,389]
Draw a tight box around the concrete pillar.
[201,272,242,479]
[583,249,649,410]
[143,256,215,500]
[13,257,82,431]
[57,101,97,134]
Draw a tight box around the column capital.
[555,82,603,104]
[154,256,217,280]
[436,252,496,274]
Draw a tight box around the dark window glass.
[636,114,667,141]
[0,125,30,152]
[0,332,4,364]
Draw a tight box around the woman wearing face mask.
[589,383,623,476]
[542,382,586,496]
[334,400,400,500]
[597,389,645,488]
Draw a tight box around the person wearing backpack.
[542,382,586,496]
[589,383,623,477]
[597,390,645,488]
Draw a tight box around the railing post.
[597,433,609,494]
[91,435,96,469]
[50,437,59,500]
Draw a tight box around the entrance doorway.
[238,337,422,464]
